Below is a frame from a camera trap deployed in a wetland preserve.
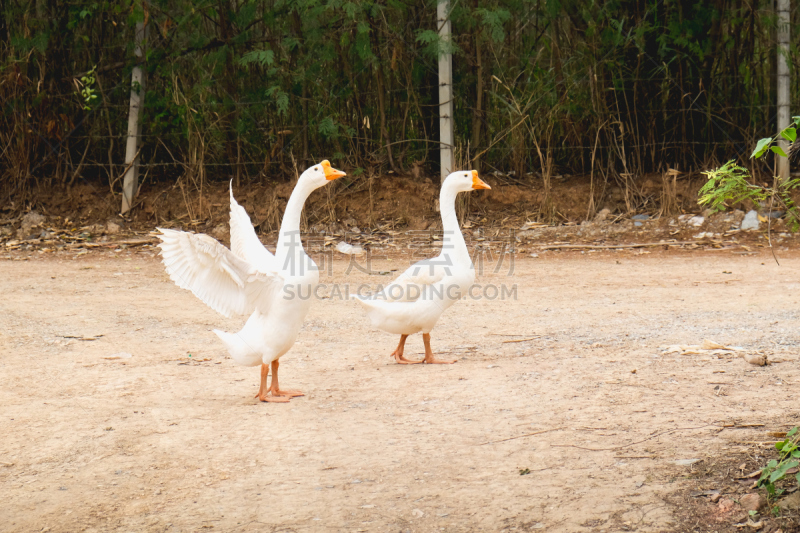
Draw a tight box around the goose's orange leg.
[391,334,422,364]
[268,360,304,398]
[255,363,289,402]
[422,333,456,364]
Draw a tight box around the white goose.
[157,161,346,402]
[356,170,491,364]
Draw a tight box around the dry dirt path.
[1,249,799,532]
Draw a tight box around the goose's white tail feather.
[213,329,263,367]
[355,295,433,335]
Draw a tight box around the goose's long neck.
[440,184,470,264]
[276,178,315,264]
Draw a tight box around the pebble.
[743,353,767,366]
[211,224,228,240]
[739,493,766,512]
[688,216,705,227]
[336,241,364,255]
[718,498,736,512]
[593,208,611,223]
[17,211,46,238]
[741,210,759,231]
[778,492,800,511]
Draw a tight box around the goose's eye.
[315,167,319,171]
[464,173,468,177]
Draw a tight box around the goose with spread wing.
[157,161,346,401]
[355,170,491,364]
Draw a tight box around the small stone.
[688,216,705,227]
[632,214,649,221]
[349,227,361,234]
[411,508,424,518]
[741,210,760,231]
[210,224,228,240]
[17,211,46,238]
[674,458,701,466]
[710,493,721,503]
[778,492,800,511]
[20,211,45,229]
[739,493,766,512]
[743,353,767,366]
[594,208,611,223]
[718,498,736,513]
[336,242,364,255]
[529,253,539,258]
[106,221,121,235]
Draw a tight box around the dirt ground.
[2,245,800,532]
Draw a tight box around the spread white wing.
[228,182,276,271]
[157,228,282,318]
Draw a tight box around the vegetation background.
[1,0,799,221]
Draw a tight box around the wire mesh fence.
[2,0,799,219]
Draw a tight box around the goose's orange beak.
[471,170,491,190]
[321,160,346,180]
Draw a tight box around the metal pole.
[777,0,790,182]
[121,20,147,214]
[438,0,454,183]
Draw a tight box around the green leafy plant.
[757,427,800,500]
[77,66,99,111]
[699,117,800,228]
[751,118,800,159]
[698,160,769,213]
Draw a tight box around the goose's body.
[356,171,490,364]
[157,161,345,401]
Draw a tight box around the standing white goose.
[157,161,346,401]
[355,170,491,364]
